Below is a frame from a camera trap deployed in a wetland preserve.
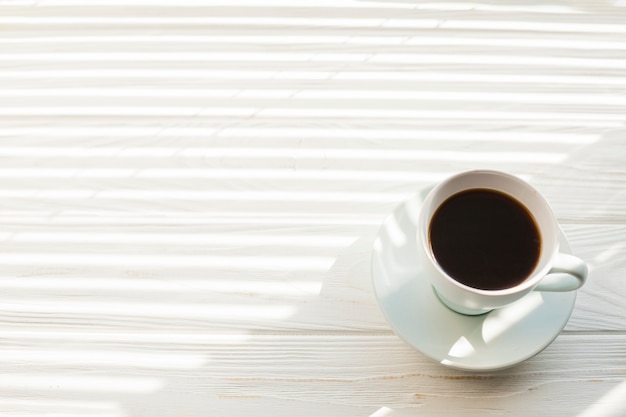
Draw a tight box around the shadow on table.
[2,0,626,415]
[296,129,626,415]
[576,379,626,417]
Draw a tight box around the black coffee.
[429,189,541,291]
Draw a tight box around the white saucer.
[371,187,577,371]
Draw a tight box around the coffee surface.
[429,189,541,290]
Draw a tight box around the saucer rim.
[370,190,577,372]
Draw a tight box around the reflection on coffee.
[429,189,541,291]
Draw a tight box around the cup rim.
[418,169,559,296]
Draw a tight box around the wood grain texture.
[0,334,624,417]
[0,224,622,333]
[0,0,625,416]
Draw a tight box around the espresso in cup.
[418,170,587,315]
[429,189,541,291]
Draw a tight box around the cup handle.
[534,253,588,292]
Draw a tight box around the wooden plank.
[1,3,625,22]
[0,123,621,220]
[0,223,622,332]
[0,333,623,416]
[564,224,626,331]
[533,129,626,224]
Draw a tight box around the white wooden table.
[1,1,625,416]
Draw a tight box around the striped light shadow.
[2,231,359,248]
[1,16,625,34]
[0,299,296,321]
[0,213,384,226]
[0,0,587,12]
[3,70,626,87]
[0,69,334,80]
[0,277,324,296]
[406,2,578,13]
[402,36,626,50]
[0,349,206,369]
[294,90,626,106]
[0,126,220,137]
[0,169,448,182]
[3,36,623,50]
[0,88,296,99]
[0,52,378,62]
[0,108,624,123]
[0,374,163,393]
[576,380,626,417]
[440,19,626,34]
[175,148,566,163]
[369,54,626,69]
[1,107,621,121]
[123,169,447,182]
[481,291,545,344]
[0,410,121,417]
[0,107,258,117]
[0,398,122,415]
[333,72,626,86]
[0,253,336,271]
[593,242,625,264]
[0,147,575,162]
[0,189,408,202]
[0,331,249,344]
[213,128,598,144]
[0,16,442,27]
[255,109,626,122]
[0,0,418,7]
[0,146,184,157]
[0,127,600,144]
[3,89,626,106]
[2,53,626,69]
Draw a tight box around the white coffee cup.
[417,170,588,316]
